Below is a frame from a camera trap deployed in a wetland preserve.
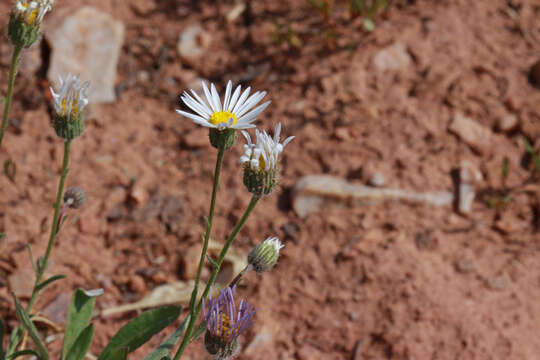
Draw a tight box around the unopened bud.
[63,187,86,209]
[209,128,237,150]
[247,237,284,273]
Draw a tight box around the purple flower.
[202,286,256,357]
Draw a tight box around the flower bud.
[247,237,284,273]
[63,187,86,209]
[243,166,277,197]
[8,0,53,48]
[50,73,90,141]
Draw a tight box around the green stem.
[173,195,259,360]
[26,140,71,312]
[6,140,72,356]
[174,146,225,358]
[0,45,22,149]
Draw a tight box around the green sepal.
[243,166,278,197]
[8,17,40,48]
[52,113,84,141]
[209,128,236,150]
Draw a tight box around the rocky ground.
[1,0,540,359]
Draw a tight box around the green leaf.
[143,314,189,360]
[1,317,5,359]
[98,306,181,360]
[12,294,48,360]
[3,160,16,182]
[6,349,40,359]
[106,348,128,360]
[35,274,67,293]
[62,289,98,360]
[65,324,94,360]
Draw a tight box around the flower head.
[248,237,284,273]
[203,286,256,358]
[50,73,90,140]
[177,80,270,131]
[240,123,294,196]
[12,0,53,25]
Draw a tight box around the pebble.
[129,275,147,294]
[449,114,493,155]
[292,175,454,218]
[46,7,125,103]
[496,114,519,133]
[177,25,211,66]
[373,43,412,72]
[456,258,476,273]
[368,172,386,187]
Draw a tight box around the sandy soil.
[1,0,540,359]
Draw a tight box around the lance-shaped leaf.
[65,324,94,360]
[62,289,100,359]
[6,349,40,359]
[143,314,189,360]
[12,294,48,360]
[35,274,67,293]
[98,306,181,360]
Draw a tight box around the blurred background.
[1,0,540,359]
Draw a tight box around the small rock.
[373,43,412,72]
[334,127,351,141]
[129,275,146,294]
[449,114,493,154]
[497,114,519,133]
[493,213,526,234]
[297,345,324,360]
[180,244,202,280]
[42,292,70,324]
[458,160,482,215]
[177,25,211,66]
[8,269,35,298]
[368,172,386,187]
[244,325,276,357]
[456,258,476,273]
[182,127,210,148]
[530,60,540,88]
[47,7,125,103]
[130,184,149,206]
[487,275,509,291]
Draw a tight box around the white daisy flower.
[12,0,53,25]
[239,123,294,172]
[50,73,90,121]
[177,80,271,131]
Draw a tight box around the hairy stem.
[173,195,259,359]
[0,45,22,149]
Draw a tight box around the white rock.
[177,25,211,66]
[368,172,386,187]
[458,160,482,215]
[46,7,125,103]
[497,114,518,133]
[449,113,493,154]
[373,43,412,72]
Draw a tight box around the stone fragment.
[496,114,519,133]
[42,292,70,324]
[458,160,482,215]
[8,268,34,298]
[47,7,125,103]
[177,25,211,66]
[373,43,412,72]
[292,175,454,218]
[449,114,493,154]
[129,275,147,294]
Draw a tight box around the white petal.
[231,123,257,130]
[237,101,271,124]
[227,85,242,112]
[190,89,213,114]
[176,109,210,124]
[236,91,267,117]
[282,136,295,147]
[202,82,216,112]
[239,155,250,163]
[182,94,211,118]
[231,86,251,114]
[210,83,222,111]
[241,130,251,145]
[223,80,233,111]
[274,123,282,142]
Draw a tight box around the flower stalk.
[0,45,22,149]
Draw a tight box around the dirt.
[1,0,540,359]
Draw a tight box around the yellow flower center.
[209,111,237,126]
[61,98,80,117]
[21,4,38,24]
[217,313,232,341]
[258,154,266,172]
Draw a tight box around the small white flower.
[177,80,270,131]
[50,73,90,121]
[263,237,284,252]
[13,0,53,25]
[248,237,284,273]
[239,123,294,172]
